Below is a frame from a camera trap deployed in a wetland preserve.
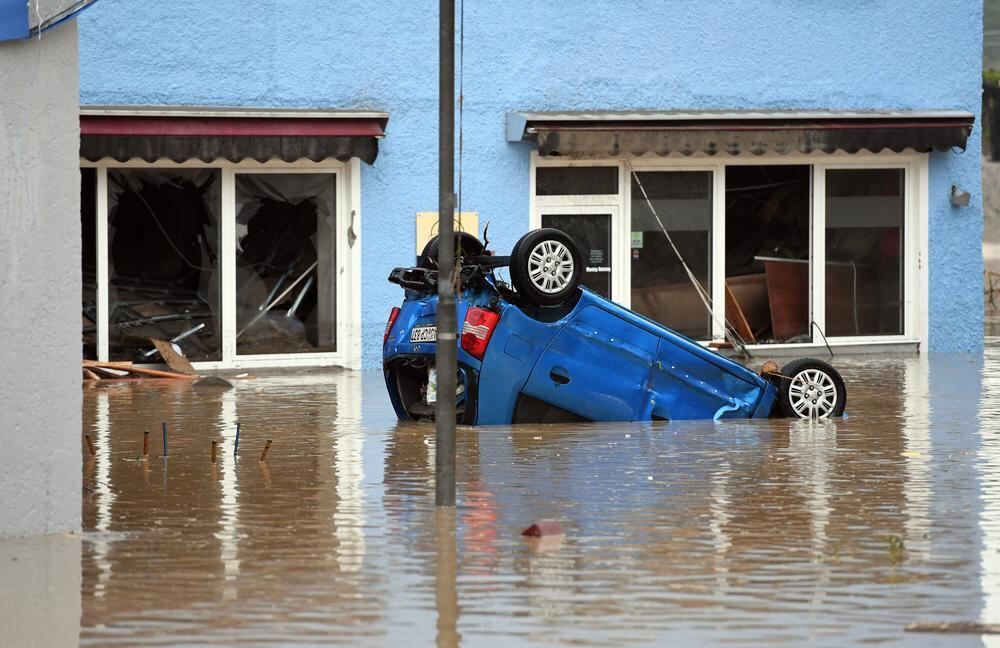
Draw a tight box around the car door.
[520,304,658,422]
[637,336,769,421]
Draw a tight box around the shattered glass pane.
[235,173,337,355]
[107,169,222,361]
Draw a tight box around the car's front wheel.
[775,358,847,419]
[510,228,582,306]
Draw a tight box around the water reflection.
[76,349,1000,645]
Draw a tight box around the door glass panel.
[725,165,811,344]
[235,173,336,355]
[630,171,712,340]
[536,167,618,195]
[107,169,221,361]
[541,213,612,298]
[825,168,904,336]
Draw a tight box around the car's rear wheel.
[776,358,847,419]
[418,232,485,269]
[510,228,582,306]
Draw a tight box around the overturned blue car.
[383,229,846,425]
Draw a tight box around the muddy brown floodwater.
[9,328,1000,646]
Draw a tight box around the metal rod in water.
[259,439,272,462]
[435,0,457,508]
[211,440,218,464]
[162,422,168,458]
[234,422,240,457]
[84,434,96,456]
[140,322,207,358]
[142,431,149,458]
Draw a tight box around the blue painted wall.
[78,0,984,366]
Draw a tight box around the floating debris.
[193,376,234,390]
[522,521,565,538]
[83,359,196,381]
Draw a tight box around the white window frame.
[531,158,626,303]
[529,150,929,354]
[82,157,363,370]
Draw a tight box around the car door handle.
[550,366,571,385]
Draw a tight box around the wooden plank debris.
[82,359,198,381]
[150,338,197,375]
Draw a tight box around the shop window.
[725,165,811,344]
[81,168,97,360]
[825,169,904,336]
[235,173,337,355]
[630,171,712,340]
[107,169,221,361]
[536,166,618,195]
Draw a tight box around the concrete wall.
[77,0,985,365]
[0,22,82,536]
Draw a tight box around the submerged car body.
[384,229,846,425]
[384,282,776,424]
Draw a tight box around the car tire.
[418,232,485,269]
[509,228,583,306]
[775,358,847,419]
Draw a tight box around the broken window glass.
[235,173,336,355]
[826,168,904,336]
[107,169,221,361]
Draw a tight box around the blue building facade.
[77,1,983,370]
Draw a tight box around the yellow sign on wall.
[415,211,479,255]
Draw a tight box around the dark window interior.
[107,169,221,361]
[81,168,97,360]
[825,168,904,336]
[630,171,712,340]
[725,165,811,344]
[536,166,618,195]
[234,173,336,355]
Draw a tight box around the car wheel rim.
[788,369,838,418]
[527,240,574,294]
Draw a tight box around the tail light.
[383,307,401,346]
[461,307,500,360]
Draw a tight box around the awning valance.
[506,110,974,157]
[80,107,389,164]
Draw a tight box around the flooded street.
[13,327,1000,645]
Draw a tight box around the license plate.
[410,325,437,343]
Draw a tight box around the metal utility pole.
[435,0,457,507]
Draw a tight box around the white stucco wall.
[0,22,81,536]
